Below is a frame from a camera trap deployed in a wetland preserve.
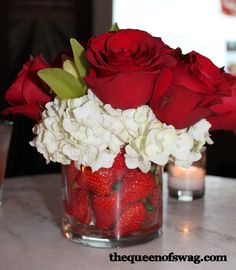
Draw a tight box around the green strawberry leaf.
[112,181,122,191]
[145,201,156,212]
[110,22,120,31]
[38,68,85,100]
[70,38,90,81]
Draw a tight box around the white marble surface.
[0,174,236,270]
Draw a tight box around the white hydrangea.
[30,90,213,172]
[125,123,178,172]
[170,119,213,167]
[30,90,123,171]
[118,105,156,142]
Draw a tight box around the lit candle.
[168,165,205,191]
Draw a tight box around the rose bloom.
[149,50,232,129]
[3,55,52,121]
[207,72,236,134]
[85,29,176,109]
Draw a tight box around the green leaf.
[63,59,79,79]
[38,68,85,100]
[70,38,90,80]
[112,181,122,191]
[110,22,120,31]
[145,201,156,212]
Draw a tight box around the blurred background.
[1,0,236,177]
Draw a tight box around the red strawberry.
[84,167,117,196]
[66,161,79,183]
[145,188,162,225]
[121,170,156,206]
[64,162,81,194]
[92,193,120,229]
[65,189,91,224]
[147,188,161,207]
[75,166,88,190]
[112,149,129,179]
[67,149,129,196]
[115,201,146,236]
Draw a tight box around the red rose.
[85,29,176,109]
[207,73,236,133]
[149,50,232,128]
[3,55,52,121]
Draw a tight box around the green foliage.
[70,38,90,87]
[38,68,85,100]
[110,22,120,31]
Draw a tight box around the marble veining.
[0,174,236,270]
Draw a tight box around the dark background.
[0,0,92,177]
[1,0,236,178]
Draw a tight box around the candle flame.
[171,165,205,178]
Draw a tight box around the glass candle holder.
[168,148,206,201]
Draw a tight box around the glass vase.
[61,153,163,248]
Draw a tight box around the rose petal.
[150,84,213,128]
[22,55,51,104]
[2,103,43,121]
[85,71,158,109]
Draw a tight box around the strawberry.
[75,166,88,190]
[66,149,129,196]
[92,193,120,229]
[66,161,79,183]
[84,167,117,196]
[112,148,129,179]
[65,189,91,224]
[64,162,81,194]
[147,187,161,206]
[121,170,156,206]
[115,201,146,236]
[145,188,162,225]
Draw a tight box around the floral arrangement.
[3,25,236,242]
[3,26,236,173]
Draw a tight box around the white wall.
[113,0,236,68]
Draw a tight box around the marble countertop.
[0,174,236,270]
